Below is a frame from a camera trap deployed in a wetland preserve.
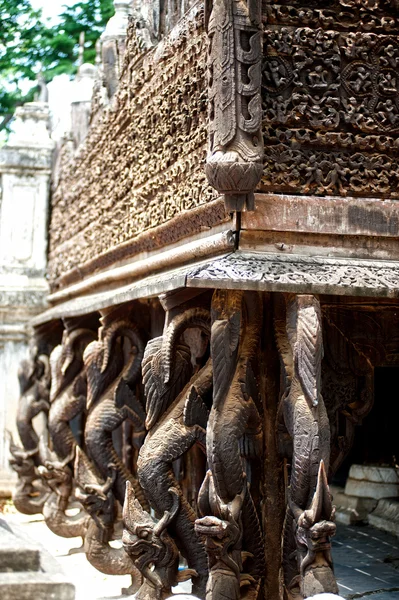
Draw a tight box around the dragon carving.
[195,290,264,600]
[274,294,338,599]
[137,305,212,598]
[38,438,89,540]
[9,348,51,515]
[16,349,51,459]
[74,447,142,592]
[123,480,195,600]
[84,312,147,508]
[48,326,96,461]
[9,435,48,515]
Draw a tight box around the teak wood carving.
[275,295,338,599]
[205,0,264,211]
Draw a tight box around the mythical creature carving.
[123,481,195,600]
[48,326,96,461]
[138,306,212,598]
[38,439,89,540]
[84,313,147,508]
[9,436,48,515]
[274,294,338,599]
[195,290,264,600]
[205,0,264,211]
[74,447,142,592]
[16,349,51,459]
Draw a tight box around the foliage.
[0,0,114,131]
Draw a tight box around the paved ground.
[333,523,399,599]
[4,509,399,599]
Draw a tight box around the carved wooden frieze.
[261,0,399,198]
[48,5,216,286]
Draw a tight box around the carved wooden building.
[10,0,399,597]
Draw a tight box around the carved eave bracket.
[205,0,264,212]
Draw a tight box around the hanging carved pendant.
[206,0,264,211]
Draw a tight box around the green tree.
[0,0,114,131]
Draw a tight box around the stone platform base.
[0,517,75,599]
[369,498,399,538]
[331,485,377,525]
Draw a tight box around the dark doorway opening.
[333,367,399,486]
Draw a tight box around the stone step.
[368,497,399,538]
[0,517,75,600]
[331,484,377,524]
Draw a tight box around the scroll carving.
[275,294,338,599]
[206,0,264,211]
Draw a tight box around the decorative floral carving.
[261,25,399,197]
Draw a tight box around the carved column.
[195,290,264,600]
[275,294,338,599]
[205,0,264,211]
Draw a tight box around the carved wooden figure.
[84,310,147,509]
[9,348,52,515]
[37,437,89,540]
[195,290,264,600]
[48,324,96,461]
[16,349,51,458]
[74,447,142,593]
[138,305,212,598]
[9,436,49,515]
[274,294,338,599]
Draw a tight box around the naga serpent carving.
[74,447,142,592]
[123,480,195,600]
[84,314,147,508]
[275,294,338,599]
[48,327,96,461]
[38,439,89,540]
[9,436,48,515]
[16,350,51,460]
[10,350,51,515]
[196,290,264,600]
[138,306,212,599]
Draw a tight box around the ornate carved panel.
[48,6,217,286]
[261,0,399,198]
